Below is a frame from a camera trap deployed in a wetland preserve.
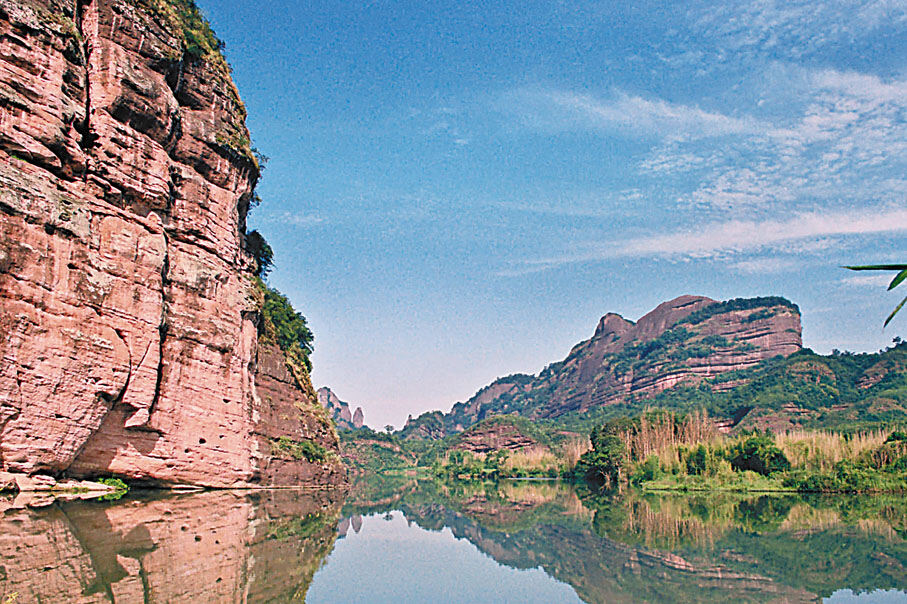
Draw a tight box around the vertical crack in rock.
[76,0,98,157]
[109,327,132,406]
[149,230,170,426]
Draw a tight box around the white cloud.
[259,211,325,227]
[616,208,907,258]
[840,274,896,287]
[686,0,907,62]
[503,206,907,275]
[642,67,907,212]
[503,88,764,140]
[729,257,798,274]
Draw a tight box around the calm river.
[1,478,905,602]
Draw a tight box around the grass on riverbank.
[575,411,907,493]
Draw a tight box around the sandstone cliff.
[0,0,343,486]
[408,295,802,436]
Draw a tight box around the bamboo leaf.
[883,295,907,327]
[844,264,907,271]
[888,269,907,290]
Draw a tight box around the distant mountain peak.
[402,294,802,439]
[318,387,365,430]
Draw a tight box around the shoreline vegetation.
[341,409,906,494]
[573,410,907,494]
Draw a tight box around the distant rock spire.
[353,407,364,428]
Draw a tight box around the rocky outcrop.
[451,418,540,454]
[317,386,365,430]
[429,295,802,434]
[0,0,342,486]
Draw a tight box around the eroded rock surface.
[407,295,802,436]
[0,0,342,486]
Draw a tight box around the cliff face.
[436,295,802,432]
[0,0,342,486]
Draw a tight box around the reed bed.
[561,436,592,467]
[775,429,889,472]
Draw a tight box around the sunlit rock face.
[0,0,342,486]
[0,489,342,602]
[441,295,802,429]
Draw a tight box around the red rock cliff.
[443,295,802,428]
[0,0,343,486]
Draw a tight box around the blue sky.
[197,0,907,429]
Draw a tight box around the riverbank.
[574,412,907,494]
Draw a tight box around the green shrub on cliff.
[246,230,274,277]
[141,0,224,61]
[271,436,329,463]
[253,277,314,372]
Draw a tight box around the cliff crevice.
[0,0,343,487]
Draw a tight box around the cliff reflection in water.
[2,479,905,603]
[340,477,907,603]
[0,488,343,603]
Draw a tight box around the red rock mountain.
[0,0,343,486]
[317,386,365,430]
[408,295,802,435]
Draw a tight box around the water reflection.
[0,480,904,603]
[0,488,343,603]
[338,478,907,603]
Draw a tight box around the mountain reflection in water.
[0,478,905,603]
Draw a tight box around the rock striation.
[0,0,342,486]
[409,295,802,436]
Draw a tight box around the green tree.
[576,428,626,485]
[727,435,790,476]
[246,230,274,277]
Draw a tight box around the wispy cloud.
[502,206,907,275]
[641,67,907,212]
[840,274,895,288]
[729,257,798,274]
[257,211,326,227]
[684,0,907,63]
[501,88,764,140]
[613,208,907,259]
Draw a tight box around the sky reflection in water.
[306,510,583,604]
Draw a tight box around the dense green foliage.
[246,230,274,277]
[679,296,799,327]
[271,436,329,463]
[574,434,624,484]
[727,435,791,475]
[254,277,314,371]
[575,410,907,493]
